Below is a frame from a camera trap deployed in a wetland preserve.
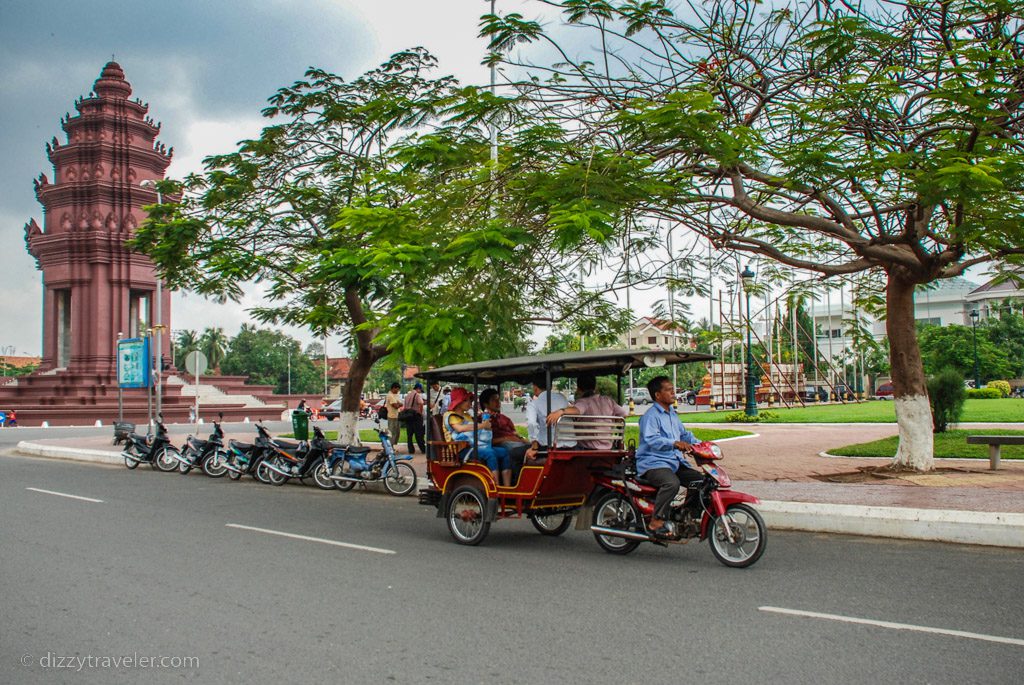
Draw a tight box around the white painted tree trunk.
[892,394,934,471]
[335,411,361,446]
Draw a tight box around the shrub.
[724,410,779,423]
[966,387,1002,399]
[986,380,1011,398]
[927,368,966,433]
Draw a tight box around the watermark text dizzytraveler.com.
[21,652,199,672]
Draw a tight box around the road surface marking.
[25,487,104,504]
[225,523,396,555]
[759,606,1024,647]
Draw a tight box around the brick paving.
[19,421,1024,514]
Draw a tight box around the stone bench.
[965,435,1024,470]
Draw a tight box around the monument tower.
[24,61,172,376]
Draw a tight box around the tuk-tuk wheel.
[446,484,491,546]
[528,512,573,536]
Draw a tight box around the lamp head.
[970,309,979,322]
[740,264,755,291]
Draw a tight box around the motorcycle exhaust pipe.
[328,473,365,483]
[260,460,299,478]
[590,525,652,541]
[121,451,145,463]
[222,461,244,473]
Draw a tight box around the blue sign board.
[117,337,151,389]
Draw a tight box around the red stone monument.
[25,61,172,375]
[1,62,287,425]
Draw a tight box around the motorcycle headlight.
[710,444,723,459]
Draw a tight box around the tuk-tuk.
[416,349,714,546]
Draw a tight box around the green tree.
[198,327,228,372]
[918,324,1013,382]
[173,329,199,371]
[220,325,320,394]
[483,0,1024,470]
[133,49,614,442]
[983,302,1024,378]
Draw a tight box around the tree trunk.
[337,351,377,445]
[885,271,934,471]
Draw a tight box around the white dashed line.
[225,523,396,555]
[759,606,1024,647]
[25,487,104,503]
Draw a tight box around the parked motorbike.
[223,423,274,482]
[176,418,228,477]
[121,420,180,472]
[589,441,767,568]
[329,419,417,496]
[257,425,336,489]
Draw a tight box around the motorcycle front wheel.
[155,447,180,473]
[708,503,767,568]
[309,462,334,490]
[252,457,270,483]
[202,451,228,478]
[383,462,417,496]
[592,491,642,555]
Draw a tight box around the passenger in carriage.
[545,373,628,449]
[443,387,513,486]
[524,373,574,464]
[479,388,529,473]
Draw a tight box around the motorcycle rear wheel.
[123,445,140,470]
[332,463,356,492]
[592,491,642,555]
[383,462,417,496]
[708,503,767,568]
[260,459,289,486]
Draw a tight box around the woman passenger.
[444,387,512,486]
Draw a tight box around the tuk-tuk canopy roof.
[415,349,714,385]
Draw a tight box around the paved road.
[2,453,1022,684]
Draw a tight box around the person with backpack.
[385,382,403,444]
[401,383,426,454]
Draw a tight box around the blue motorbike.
[329,419,417,496]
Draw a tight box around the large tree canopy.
[133,48,632,441]
[482,0,1024,469]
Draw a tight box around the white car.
[627,387,651,405]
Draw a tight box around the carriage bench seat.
[965,435,1024,470]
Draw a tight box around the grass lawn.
[830,429,1024,459]
[649,398,1024,424]
[291,427,750,444]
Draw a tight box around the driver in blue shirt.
[635,375,703,538]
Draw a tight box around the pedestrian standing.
[403,383,427,454]
[385,382,403,445]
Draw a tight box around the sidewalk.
[12,422,1024,548]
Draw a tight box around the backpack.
[377,403,388,421]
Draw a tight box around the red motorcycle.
[589,441,767,568]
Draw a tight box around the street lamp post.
[140,180,163,419]
[970,309,980,389]
[741,265,758,418]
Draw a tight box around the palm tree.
[199,327,228,372]
[174,330,199,371]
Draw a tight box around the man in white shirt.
[525,374,575,462]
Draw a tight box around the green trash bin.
[291,410,309,440]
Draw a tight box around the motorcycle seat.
[345,446,371,457]
[230,440,253,450]
[276,440,301,450]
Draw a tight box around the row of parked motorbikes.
[117,416,418,496]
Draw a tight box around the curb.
[16,440,122,466]
[758,500,1024,549]
[12,441,1024,549]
